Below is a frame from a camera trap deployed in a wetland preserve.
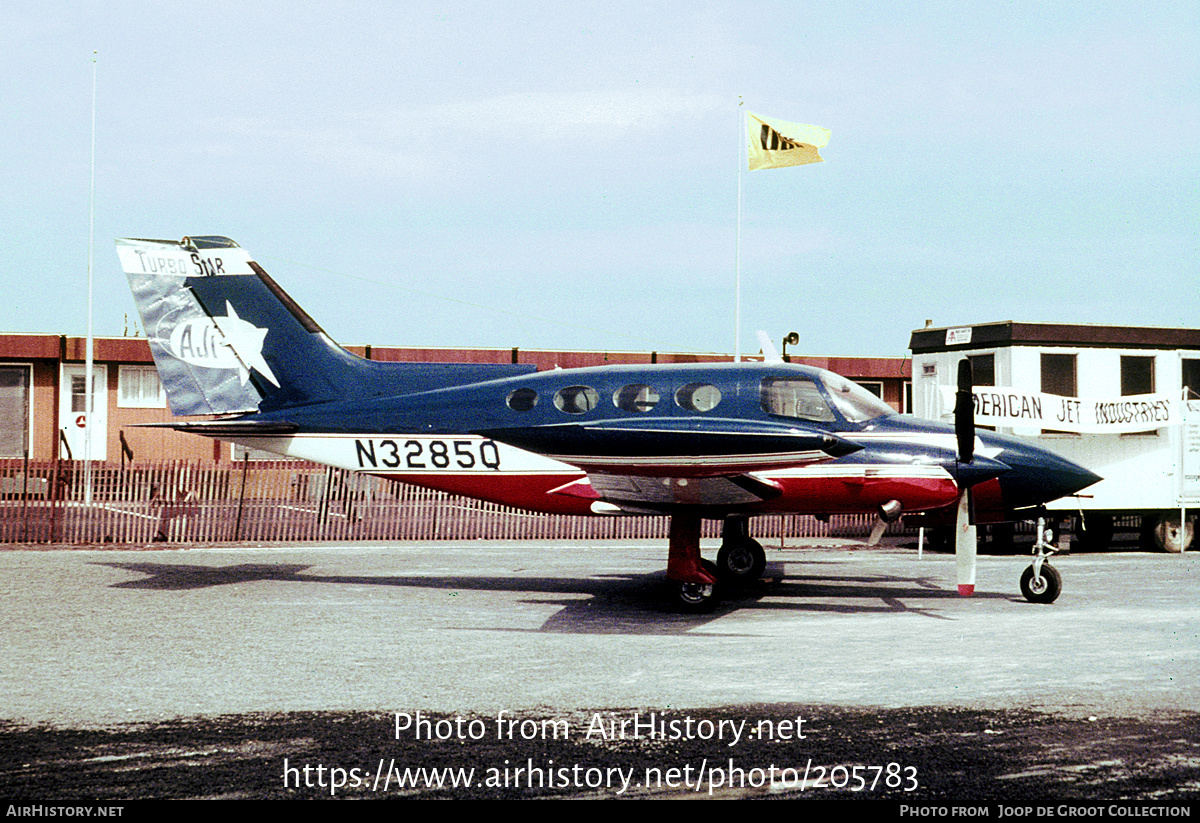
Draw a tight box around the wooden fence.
[0,459,880,546]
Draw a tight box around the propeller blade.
[955,358,975,464]
[955,490,976,596]
[867,517,888,546]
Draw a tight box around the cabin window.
[613,384,659,413]
[506,388,538,411]
[761,377,835,422]
[554,386,600,414]
[675,383,721,413]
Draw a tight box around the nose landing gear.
[1020,517,1063,604]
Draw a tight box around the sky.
[2,1,1196,359]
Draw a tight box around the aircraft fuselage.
[230,360,1097,524]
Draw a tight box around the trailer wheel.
[1141,514,1193,553]
[1020,563,1062,604]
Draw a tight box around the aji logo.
[166,301,280,387]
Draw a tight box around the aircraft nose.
[995,441,1102,509]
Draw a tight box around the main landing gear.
[1019,517,1063,604]
[716,515,767,584]
[666,514,768,613]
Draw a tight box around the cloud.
[198,87,722,182]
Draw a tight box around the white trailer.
[910,321,1200,552]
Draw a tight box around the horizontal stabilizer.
[137,418,301,436]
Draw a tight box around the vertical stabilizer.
[118,237,265,415]
[117,236,539,417]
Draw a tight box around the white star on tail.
[211,302,280,387]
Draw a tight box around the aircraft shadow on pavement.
[94,560,1007,634]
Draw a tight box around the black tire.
[671,559,721,613]
[1020,563,1062,604]
[1140,513,1193,553]
[716,538,766,584]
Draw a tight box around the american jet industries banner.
[746,112,831,170]
[938,386,1179,433]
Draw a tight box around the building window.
[0,366,31,458]
[1040,354,1078,435]
[1120,356,1155,396]
[119,365,166,408]
[968,354,995,387]
[855,380,884,398]
[1040,353,1077,397]
[1183,360,1200,400]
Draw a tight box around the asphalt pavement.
[1,539,1196,800]
[2,539,1195,724]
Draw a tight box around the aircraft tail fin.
[117,236,534,416]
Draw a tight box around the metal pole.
[234,453,249,541]
[21,448,29,542]
[734,99,743,363]
[83,52,97,516]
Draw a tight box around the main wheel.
[1020,563,1062,604]
[671,559,722,613]
[716,538,766,584]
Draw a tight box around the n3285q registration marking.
[354,438,502,471]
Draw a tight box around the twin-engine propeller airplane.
[117,235,1101,611]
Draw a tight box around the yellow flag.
[747,112,831,171]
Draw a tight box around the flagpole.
[84,51,97,510]
[734,99,743,363]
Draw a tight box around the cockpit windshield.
[820,371,896,423]
[762,372,895,424]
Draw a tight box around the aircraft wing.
[549,471,782,511]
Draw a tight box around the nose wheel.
[1020,517,1063,604]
